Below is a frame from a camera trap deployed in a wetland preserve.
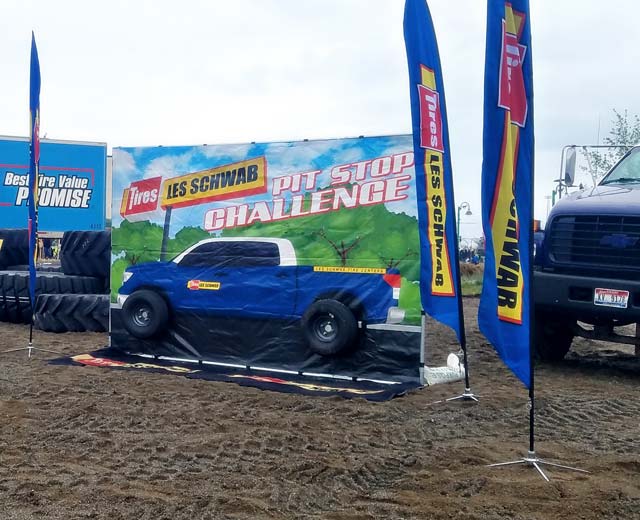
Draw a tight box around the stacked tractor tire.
[0,229,110,333]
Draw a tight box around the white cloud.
[112,149,135,174]
[144,150,196,179]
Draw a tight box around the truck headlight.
[123,271,133,283]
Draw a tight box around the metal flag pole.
[445,209,478,403]
[487,182,587,479]
[487,4,585,472]
[486,219,588,480]
[0,33,59,359]
[1,235,61,359]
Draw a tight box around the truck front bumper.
[534,270,640,323]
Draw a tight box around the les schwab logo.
[417,65,455,297]
[187,280,221,291]
[120,157,268,222]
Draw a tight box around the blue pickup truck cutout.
[118,237,404,355]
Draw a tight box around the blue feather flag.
[28,32,41,314]
[478,1,534,387]
[403,0,463,343]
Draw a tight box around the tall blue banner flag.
[479,1,534,387]
[28,32,41,311]
[403,0,462,342]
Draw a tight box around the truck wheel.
[301,299,358,356]
[121,290,168,339]
[534,311,574,362]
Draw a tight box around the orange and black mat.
[50,347,421,402]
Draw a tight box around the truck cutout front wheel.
[122,290,169,339]
[301,299,358,356]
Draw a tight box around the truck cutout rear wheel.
[122,290,169,339]
[302,299,358,356]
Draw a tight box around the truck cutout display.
[111,136,423,382]
[118,237,403,356]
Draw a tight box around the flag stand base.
[2,342,61,359]
[446,387,479,402]
[488,450,589,482]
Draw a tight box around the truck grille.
[549,215,640,268]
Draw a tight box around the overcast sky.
[2,0,639,240]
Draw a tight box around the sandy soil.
[0,298,638,519]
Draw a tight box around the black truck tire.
[121,290,169,339]
[60,231,111,279]
[301,299,358,356]
[34,294,109,332]
[534,310,575,362]
[0,271,104,324]
[0,229,29,269]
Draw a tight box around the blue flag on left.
[28,32,41,313]
[403,0,463,343]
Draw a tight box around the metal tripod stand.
[488,450,589,482]
[488,395,589,481]
[1,317,60,358]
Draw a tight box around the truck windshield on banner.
[111,136,424,383]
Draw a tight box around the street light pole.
[456,201,472,250]
[447,199,478,403]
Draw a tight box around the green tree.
[112,220,164,264]
[582,109,640,179]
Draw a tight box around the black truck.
[534,145,640,360]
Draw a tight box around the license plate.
[594,288,629,309]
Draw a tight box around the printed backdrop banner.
[403,0,462,342]
[479,0,534,388]
[111,136,423,382]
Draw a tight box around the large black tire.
[121,290,169,339]
[0,229,29,269]
[534,310,575,362]
[60,231,111,279]
[34,294,109,333]
[0,271,104,324]
[301,299,358,356]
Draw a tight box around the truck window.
[179,241,281,268]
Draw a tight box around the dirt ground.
[0,298,638,520]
